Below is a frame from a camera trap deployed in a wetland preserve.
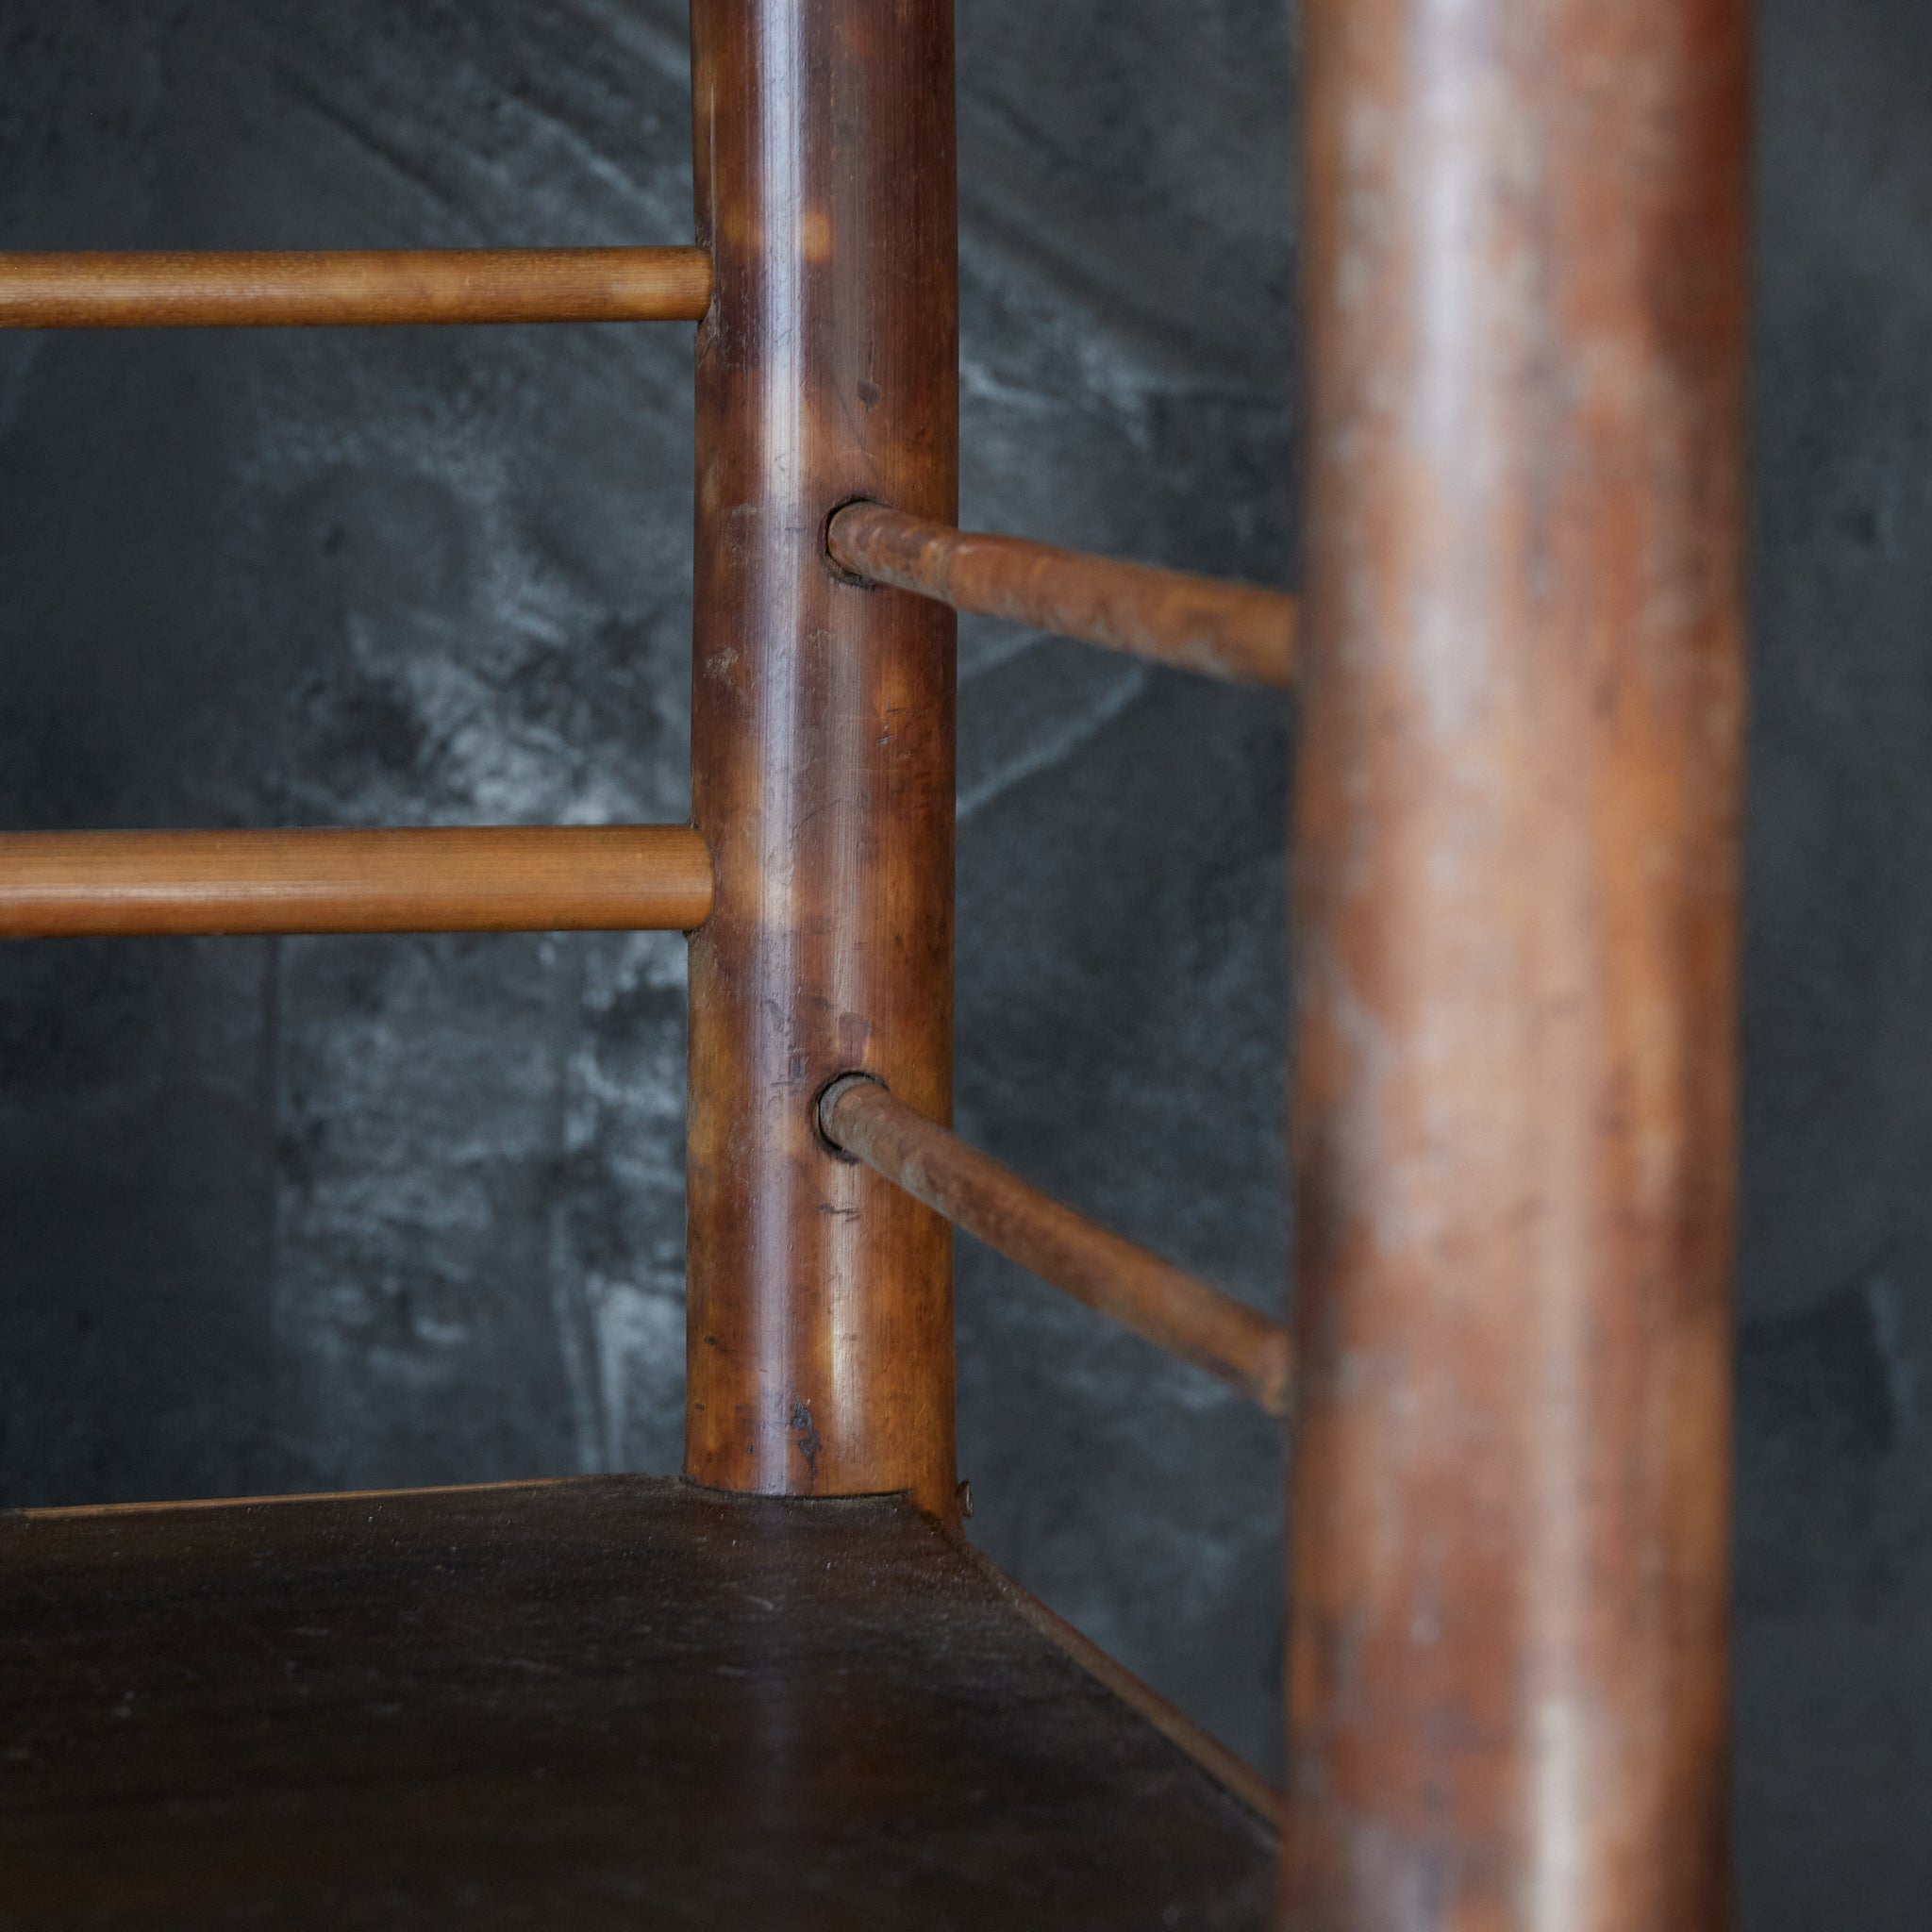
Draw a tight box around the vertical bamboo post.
[1287,0,1750,1925]
[685,2,959,1520]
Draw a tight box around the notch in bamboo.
[818,1075,1291,1418]
[0,248,714,328]
[0,825,713,936]
[826,502,1297,689]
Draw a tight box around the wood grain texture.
[827,502,1298,689]
[821,1076,1291,1416]
[0,1477,1275,1928]
[1286,0,1751,1924]
[0,248,713,327]
[0,826,713,935]
[684,1,960,1519]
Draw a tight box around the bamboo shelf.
[0,0,1752,1918]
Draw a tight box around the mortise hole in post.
[814,1069,884,1161]
[821,496,884,589]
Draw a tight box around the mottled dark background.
[0,4,1925,1925]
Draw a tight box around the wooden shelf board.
[2,1474,1274,1928]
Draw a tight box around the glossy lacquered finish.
[0,825,713,936]
[1,1478,1277,1927]
[684,2,960,1518]
[827,503,1297,689]
[820,1076,1291,1416]
[1286,1,1751,1926]
[0,248,714,327]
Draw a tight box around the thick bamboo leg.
[1286,1,1751,1925]
[684,1,959,1520]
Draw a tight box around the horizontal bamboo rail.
[818,1075,1292,1416]
[0,826,713,936]
[0,248,714,328]
[825,502,1298,689]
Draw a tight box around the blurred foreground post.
[1286,0,1752,1923]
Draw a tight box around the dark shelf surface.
[2,1474,1274,1928]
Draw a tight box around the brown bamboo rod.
[0,826,713,936]
[1285,0,1750,1920]
[0,248,714,328]
[684,0,961,1523]
[818,1075,1291,1417]
[825,501,1297,689]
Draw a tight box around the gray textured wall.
[0,5,1924,1925]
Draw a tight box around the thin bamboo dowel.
[818,1075,1292,1417]
[0,248,714,328]
[0,826,713,936]
[826,502,1297,689]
